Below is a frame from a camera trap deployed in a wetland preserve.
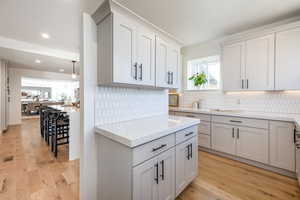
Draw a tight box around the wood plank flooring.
[0,119,79,200]
[1,119,300,200]
[177,151,300,200]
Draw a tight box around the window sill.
[184,89,221,92]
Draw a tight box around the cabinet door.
[167,45,180,89]
[137,28,155,86]
[113,13,137,84]
[245,34,275,90]
[270,121,295,171]
[155,36,169,88]
[211,123,236,155]
[222,42,245,91]
[276,27,300,90]
[175,137,198,196]
[236,127,268,164]
[133,157,159,200]
[158,148,175,200]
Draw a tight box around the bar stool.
[52,112,70,157]
[45,110,60,146]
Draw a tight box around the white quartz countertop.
[169,107,300,127]
[95,115,200,148]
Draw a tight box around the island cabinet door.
[175,137,198,196]
[133,157,159,200]
[158,148,175,200]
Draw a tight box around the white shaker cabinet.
[175,136,198,196]
[133,148,175,200]
[211,123,236,155]
[155,36,180,89]
[245,34,275,90]
[275,27,300,90]
[222,42,245,91]
[98,13,156,87]
[236,127,268,164]
[133,156,159,200]
[270,121,296,171]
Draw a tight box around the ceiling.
[84,0,300,45]
[0,47,77,74]
[1,0,300,73]
[0,0,80,53]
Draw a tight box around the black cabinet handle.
[242,79,244,89]
[167,71,170,84]
[133,62,138,80]
[185,115,196,118]
[232,128,235,138]
[247,79,249,89]
[230,120,242,123]
[190,143,193,158]
[154,163,159,184]
[160,160,165,180]
[152,144,167,152]
[237,128,240,139]
[294,128,296,144]
[186,144,190,160]
[139,64,143,81]
[171,72,174,85]
[185,132,194,137]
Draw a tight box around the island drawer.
[212,115,268,129]
[175,125,198,145]
[174,112,211,121]
[133,134,175,166]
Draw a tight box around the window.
[186,55,220,90]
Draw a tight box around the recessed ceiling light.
[41,33,50,39]
[35,59,41,64]
[59,69,65,72]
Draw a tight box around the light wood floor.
[1,119,300,200]
[0,119,79,200]
[177,151,300,200]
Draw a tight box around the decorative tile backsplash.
[95,86,168,125]
[179,91,300,114]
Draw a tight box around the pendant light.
[72,60,77,79]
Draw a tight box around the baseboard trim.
[199,147,297,179]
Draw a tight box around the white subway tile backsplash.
[179,91,300,114]
[95,86,168,125]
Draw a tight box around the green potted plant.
[188,72,208,88]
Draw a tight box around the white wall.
[180,40,300,114]
[81,13,169,200]
[8,67,76,125]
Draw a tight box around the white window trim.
[185,55,221,91]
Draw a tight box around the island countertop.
[95,115,200,148]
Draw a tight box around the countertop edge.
[95,118,200,148]
[170,107,300,127]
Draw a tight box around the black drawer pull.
[185,132,194,137]
[185,115,196,118]
[154,163,159,184]
[152,144,167,152]
[230,120,242,123]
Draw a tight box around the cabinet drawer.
[175,126,198,145]
[198,134,211,149]
[198,121,211,135]
[212,115,268,129]
[175,112,211,121]
[133,134,175,166]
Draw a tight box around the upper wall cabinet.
[156,37,180,88]
[94,0,180,89]
[98,13,155,87]
[275,27,300,90]
[222,34,275,91]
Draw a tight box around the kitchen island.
[95,115,200,200]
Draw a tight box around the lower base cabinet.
[212,123,269,164]
[98,125,199,200]
[133,148,175,200]
[175,136,198,196]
